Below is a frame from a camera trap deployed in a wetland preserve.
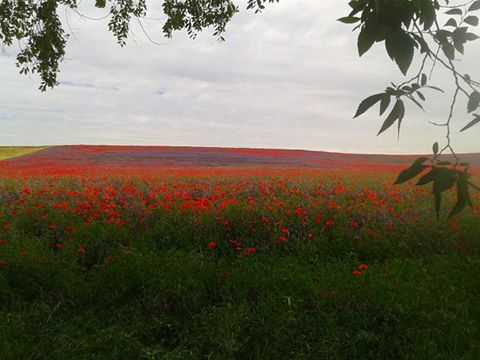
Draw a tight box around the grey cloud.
[0,0,478,153]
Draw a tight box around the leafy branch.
[341,0,480,217]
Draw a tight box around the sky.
[0,0,479,154]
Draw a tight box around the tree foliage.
[0,0,478,216]
[342,0,480,217]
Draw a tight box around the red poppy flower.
[277,236,287,244]
[207,241,217,248]
[352,270,362,276]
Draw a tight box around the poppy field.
[1,146,480,359]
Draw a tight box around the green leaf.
[379,94,391,116]
[433,168,457,193]
[425,85,444,92]
[460,116,480,132]
[357,25,377,56]
[407,95,424,111]
[449,174,470,218]
[465,32,480,41]
[468,0,480,12]
[421,73,427,86]
[433,142,439,155]
[453,38,464,54]
[464,15,479,26]
[378,99,404,136]
[467,91,480,112]
[419,0,436,30]
[354,93,384,118]
[95,0,106,8]
[417,168,437,185]
[394,157,429,185]
[444,18,457,27]
[442,41,455,60]
[416,91,426,101]
[445,8,463,15]
[385,31,415,75]
[338,16,361,24]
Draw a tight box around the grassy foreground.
[0,173,479,359]
[0,146,47,160]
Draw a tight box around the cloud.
[59,80,119,91]
[0,0,479,154]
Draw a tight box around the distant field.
[0,146,47,160]
[1,145,478,176]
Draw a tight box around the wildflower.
[54,242,64,249]
[106,255,115,261]
[358,264,368,270]
[221,273,231,281]
[0,240,5,245]
[246,247,256,254]
[326,220,334,227]
[352,270,362,276]
[76,246,86,254]
[280,228,289,234]
[277,236,287,244]
[450,222,459,233]
[207,241,217,249]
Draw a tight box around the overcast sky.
[0,0,479,154]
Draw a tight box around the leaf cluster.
[1,0,277,90]
[394,152,479,218]
[354,75,442,137]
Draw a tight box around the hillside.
[0,145,479,176]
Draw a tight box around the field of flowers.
[0,146,479,359]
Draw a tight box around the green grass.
[1,253,479,359]
[0,175,479,359]
[0,146,47,160]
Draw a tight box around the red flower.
[358,264,368,270]
[352,270,362,276]
[54,242,64,249]
[76,246,86,254]
[280,228,289,234]
[221,273,231,281]
[277,236,287,244]
[207,241,217,248]
[450,222,459,233]
[246,247,256,254]
[0,240,5,245]
[326,220,334,227]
